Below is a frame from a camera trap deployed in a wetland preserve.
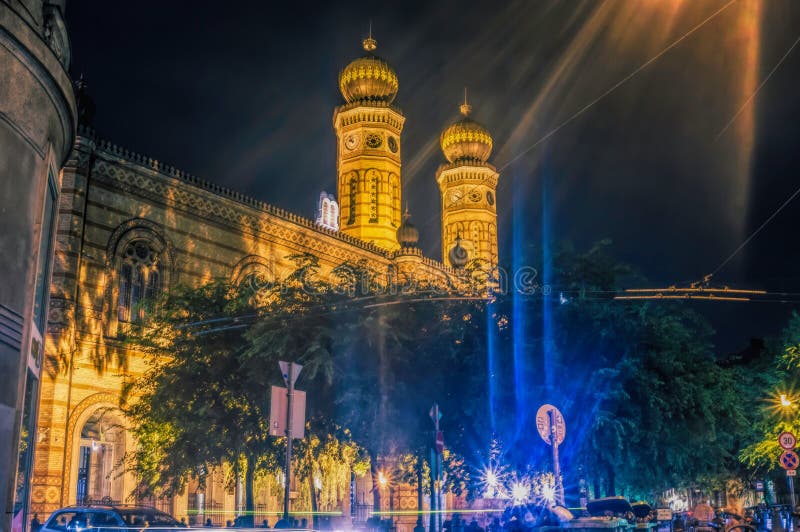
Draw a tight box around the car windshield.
[117,509,179,527]
[46,511,86,531]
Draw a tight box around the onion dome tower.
[437,93,499,269]
[333,31,404,251]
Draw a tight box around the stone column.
[0,2,76,531]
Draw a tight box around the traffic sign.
[269,385,306,439]
[536,404,565,445]
[435,431,444,454]
[279,361,302,388]
[429,404,443,423]
[789,470,798,477]
[780,449,799,470]
[779,431,797,450]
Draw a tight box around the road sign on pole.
[780,432,797,450]
[276,361,302,520]
[279,361,302,388]
[435,431,444,454]
[269,386,306,439]
[536,404,566,506]
[536,404,565,445]
[429,404,442,532]
[780,450,799,470]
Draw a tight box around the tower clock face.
[365,133,383,149]
[468,191,481,203]
[344,134,360,151]
[388,136,398,153]
[486,191,495,206]
[449,190,463,205]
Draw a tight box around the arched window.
[329,201,339,228]
[348,176,357,225]
[390,174,400,227]
[367,170,379,223]
[117,241,160,323]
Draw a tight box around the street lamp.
[781,394,793,408]
[378,471,394,527]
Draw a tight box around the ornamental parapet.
[84,133,395,258]
[333,101,405,130]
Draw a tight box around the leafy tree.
[121,280,280,524]
[294,421,368,528]
[492,241,752,500]
[740,312,800,473]
[121,240,762,510]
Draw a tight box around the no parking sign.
[779,449,799,470]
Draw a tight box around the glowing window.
[117,241,160,323]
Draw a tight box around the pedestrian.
[30,514,42,532]
[205,518,214,527]
[262,519,270,528]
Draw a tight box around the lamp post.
[379,471,393,528]
[778,393,798,515]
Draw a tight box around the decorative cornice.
[436,163,499,189]
[86,135,397,267]
[75,131,457,279]
[333,101,405,131]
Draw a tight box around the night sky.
[64,1,800,352]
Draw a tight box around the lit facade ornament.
[396,207,420,248]
[338,32,399,104]
[315,191,340,231]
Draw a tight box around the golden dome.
[339,36,398,104]
[440,99,493,164]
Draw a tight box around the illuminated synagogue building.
[30,33,501,526]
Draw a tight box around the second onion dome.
[448,233,469,269]
[396,207,419,248]
[440,96,493,164]
[339,34,399,104]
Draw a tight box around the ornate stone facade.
[29,33,496,529]
[1,1,76,529]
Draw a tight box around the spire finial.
[363,21,377,51]
[459,87,472,116]
[403,203,411,220]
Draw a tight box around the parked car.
[41,504,184,531]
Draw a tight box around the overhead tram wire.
[610,26,800,303]
[707,182,800,281]
[175,292,493,337]
[714,33,800,141]
[418,0,739,236]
